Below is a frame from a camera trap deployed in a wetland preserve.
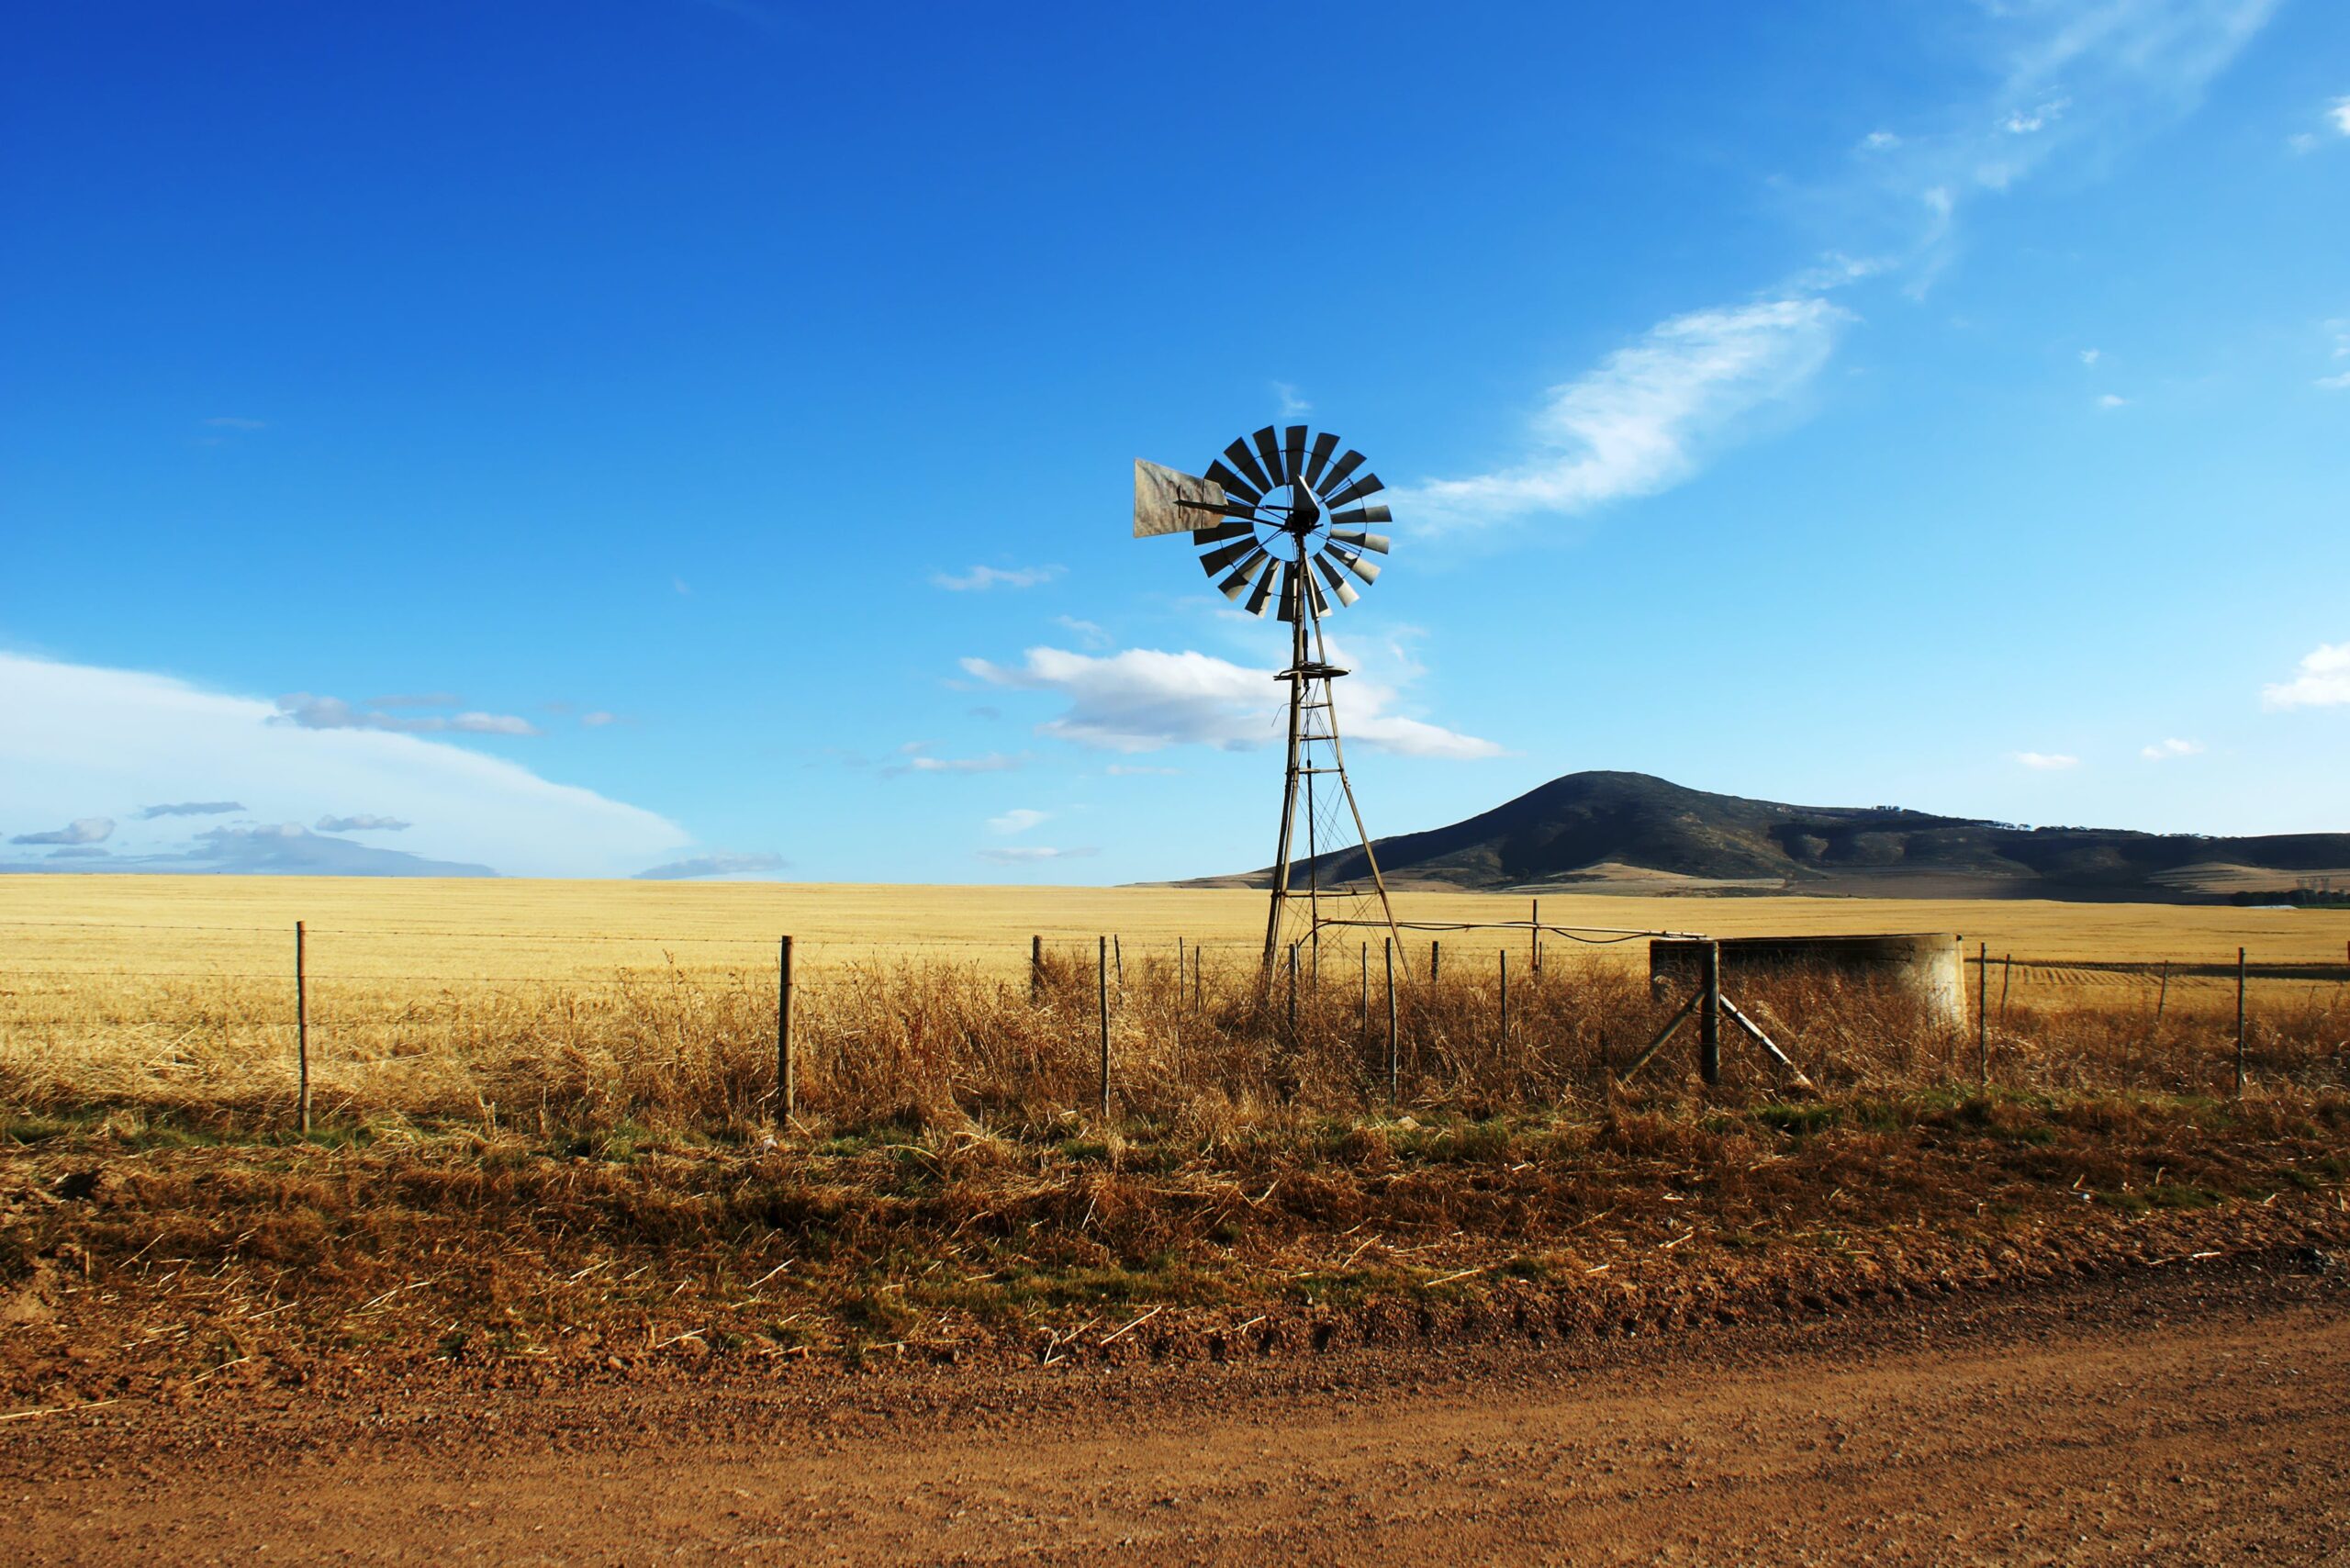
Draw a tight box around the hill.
[1198,771,2350,902]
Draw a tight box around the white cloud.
[10,816,114,846]
[1273,381,1312,418]
[986,807,1049,835]
[2261,642,2350,710]
[1999,96,2070,135]
[885,742,1019,776]
[274,693,542,736]
[2318,372,2350,392]
[2080,348,2100,365]
[0,653,687,877]
[2098,393,2130,409]
[137,800,244,819]
[316,813,410,832]
[2013,751,2080,770]
[632,850,786,880]
[930,564,1065,592]
[2332,95,2350,135]
[975,846,1100,865]
[2139,737,2204,760]
[580,711,618,727]
[1395,298,1849,532]
[1054,615,1112,650]
[961,645,1501,759]
[1388,5,2275,542]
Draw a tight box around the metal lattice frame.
[1133,425,1407,977]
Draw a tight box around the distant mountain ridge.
[1196,771,2350,902]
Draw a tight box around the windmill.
[1134,424,1407,976]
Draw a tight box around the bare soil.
[5,1255,2344,1564]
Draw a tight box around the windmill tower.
[1134,424,1407,976]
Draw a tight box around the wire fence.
[5,918,2347,1137]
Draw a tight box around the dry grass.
[2,874,2346,1139]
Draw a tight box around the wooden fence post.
[1976,940,1989,1086]
[1286,944,1300,1056]
[2000,953,2014,1027]
[1193,942,1203,1012]
[1430,939,1441,989]
[1113,935,1124,993]
[1384,937,1398,1105]
[1499,948,1509,1048]
[296,921,310,1136]
[1699,939,1721,1087]
[1098,935,1112,1119]
[778,935,797,1121]
[1031,935,1043,1003]
[2235,946,2247,1097]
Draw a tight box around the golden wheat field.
[4,874,2344,1135]
[6,872,2349,975]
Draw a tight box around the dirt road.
[7,1261,2345,1565]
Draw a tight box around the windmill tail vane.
[1134,424,1406,979]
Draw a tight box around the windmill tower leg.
[1261,577,1310,974]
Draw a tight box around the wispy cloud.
[884,742,1020,776]
[203,416,266,431]
[10,816,113,846]
[2139,737,2204,760]
[2332,95,2350,136]
[580,711,618,728]
[931,564,1065,592]
[1272,381,1312,418]
[138,801,244,819]
[316,813,411,832]
[975,845,1099,865]
[1397,299,1848,533]
[2014,751,2080,770]
[2098,393,2130,409]
[2316,319,2350,390]
[2261,642,2350,710]
[1390,2,2277,536]
[1054,615,1112,650]
[986,807,1048,835]
[632,850,786,880]
[2080,348,2101,365]
[961,645,1501,759]
[274,694,542,736]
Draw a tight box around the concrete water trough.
[1650,933,1966,1026]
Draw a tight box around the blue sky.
[4,0,2346,882]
